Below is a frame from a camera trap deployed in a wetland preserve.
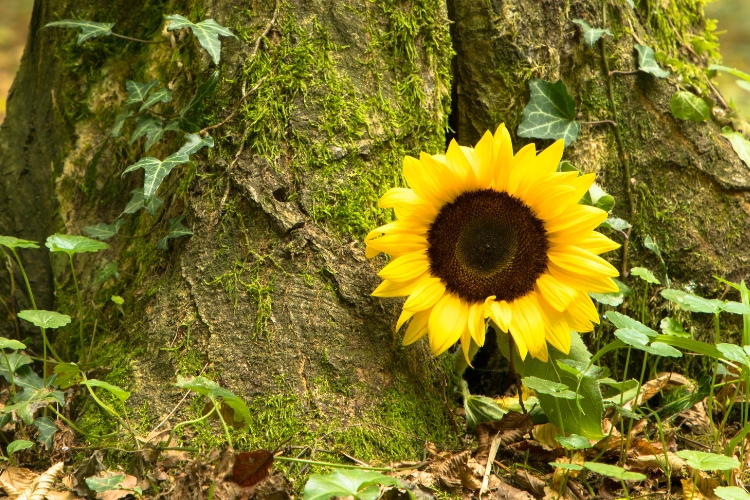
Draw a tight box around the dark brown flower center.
[427,189,549,303]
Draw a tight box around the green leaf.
[86,474,127,493]
[654,334,722,359]
[123,152,190,200]
[517,79,580,146]
[45,234,108,255]
[95,262,120,283]
[583,462,646,481]
[659,317,690,337]
[463,387,507,429]
[645,342,682,358]
[606,311,658,338]
[139,88,173,112]
[630,267,660,284]
[572,19,612,48]
[34,416,58,449]
[166,15,236,64]
[111,295,125,306]
[175,375,251,427]
[178,133,215,156]
[717,344,750,368]
[660,289,720,314]
[708,64,750,85]
[523,376,579,399]
[178,71,220,132]
[54,363,82,389]
[111,108,134,138]
[723,301,750,315]
[45,20,114,44]
[17,310,72,329]
[589,291,623,306]
[158,216,194,250]
[634,45,670,78]
[549,462,584,471]
[614,328,649,349]
[130,114,163,147]
[0,236,39,249]
[670,91,710,122]
[721,127,750,169]
[715,486,750,500]
[675,450,739,471]
[0,352,33,382]
[0,337,26,350]
[555,433,592,450]
[557,359,606,379]
[602,217,631,231]
[125,80,158,106]
[123,189,164,216]
[82,219,125,241]
[82,379,130,403]
[737,80,750,92]
[7,440,34,456]
[303,469,399,500]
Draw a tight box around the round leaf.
[670,91,710,122]
[7,439,34,456]
[0,337,26,350]
[555,434,592,450]
[583,462,646,481]
[17,310,72,329]
[549,462,584,471]
[0,236,39,249]
[714,486,750,500]
[675,450,740,471]
[45,234,108,255]
[630,267,660,285]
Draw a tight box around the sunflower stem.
[507,335,526,413]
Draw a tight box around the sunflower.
[366,125,620,363]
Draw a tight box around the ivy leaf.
[303,469,399,500]
[130,115,178,150]
[670,91,710,122]
[175,375,251,428]
[34,417,58,449]
[178,133,215,156]
[179,71,219,132]
[82,379,130,403]
[0,236,39,249]
[46,234,108,255]
[111,108,134,138]
[572,19,612,48]
[518,79,580,146]
[82,219,125,241]
[122,152,190,200]
[86,474,127,493]
[95,261,119,283]
[158,216,194,250]
[123,189,164,216]
[17,310,71,329]
[45,20,114,44]
[166,15,236,64]
[635,45,670,78]
[721,127,750,169]
[583,462,646,481]
[140,88,173,112]
[675,450,739,471]
[630,267,660,284]
[7,440,34,456]
[125,80,159,106]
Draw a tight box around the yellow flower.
[366,125,620,363]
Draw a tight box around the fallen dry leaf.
[44,492,81,500]
[513,470,546,497]
[96,473,138,500]
[533,423,560,449]
[677,400,711,434]
[627,452,688,477]
[0,462,65,500]
[436,451,482,491]
[682,477,718,500]
[231,450,274,487]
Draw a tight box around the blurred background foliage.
[0,0,748,121]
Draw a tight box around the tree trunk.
[0,0,747,459]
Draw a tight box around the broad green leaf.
[125,80,158,106]
[45,20,114,44]
[463,387,507,429]
[630,267,660,284]
[7,440,34,456]
[111,108,133,138]
[583,462,646,481]
[659,317,690,337]
[654,334,722,359]
[614,328,649,349]
[558,359,606,379]
[139,88,173,112]
[606,311,658,338]
[558,160,578,172]
[158,216,194,250]
[670,91,710,122]
[123,189,164,216]
[717,344,750,368]
[303,469,399,500]
[721,127,750,169]
[572,19,612,48]
[175,375,251,427]
[661,289,720,314]
[635,45,670,78]
[723,301,750,315]
[555,434,592,450]
[82,379,130,403]
[495,329,603,438]
[602,217,631,231]
[166,15,236,64]
[130,115,163,146]
[715,486,750,500]
[123,152,190,200]
[54,363,82,389]
[589,291,623,306]
[34,416,58,449]
[708,65,750,85]
[645,342,682,358]
[549,462,584,471]
[82,219,125,241]
[522,376,579,400]
[17,310,71,329]
[0,236,39,249]
[675,450,739,471]
[179,71,219,132]
[517,79,580,146]
[86,474,127,493]
[0,352,33,382]
[45,234,108,255]
[178,133,215,156]
[0,337,26,350]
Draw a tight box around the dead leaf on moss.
[677,400,711,434]
[0,461,65,500]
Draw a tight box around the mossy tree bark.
[0,0,746,459]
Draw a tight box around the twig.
[110,32,165,45]
[609,70,640,76]
[580,119,618,127]
[199,76,267,135]
[438,368,464,446]
[152,362,209,431]
[252,0,280,57]
[479,433,503,498]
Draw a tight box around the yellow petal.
[509,295,548,361]
[371,273,428,297]
[403,277,446,312]
[548,246,620,278]
[445,140,475,187]
[379,187,420,209]
[365,220,425,242]
[468,302,487,347]
[484,296,512,332]
[506,143,537,194]
[576,231,621,255]
[428,293,469,356]
[548,262,620,293]
[403,309,430,345]
[546,205,609,242]
[536,294,572,354]
[535,273,577,312]
[396,308,415,331]
[516,140,564,194]
[564,309,594,333]
[460,326,474,368]
[366,233,428,258]
[378,251,430,282]
[493,124,514,191]
[403,152,461,207]
[567,291,600,325]
[472,131,496,188]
